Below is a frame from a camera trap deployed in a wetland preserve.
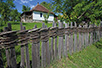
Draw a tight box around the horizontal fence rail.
[0,21,102,68]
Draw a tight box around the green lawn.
[0,21,53,31]
[48,40,102,68]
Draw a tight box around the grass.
[48,39,102,68]
[0,21,53,31]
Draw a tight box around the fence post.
[20,22,25,68]
[84,24,87,48]
[41,23,50,67]
[53,22,58,59]
[50,22,54,60]
[89,24,92,45]
[64,21,68,57]
[29,25,40,68]
[78,25,81,51]
[67,23,70,53]
[73,22,77,52]
[3,27,11,68]
[23,27,30,68]
[58,20,64,59]
[81,26,84,49]
[69,22,73,54]
[86,24,89,46]
[7,23,17,68]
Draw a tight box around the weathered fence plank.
[20,22,25,68]
[8,23,17,68]
[64,22,68,57]
[4,27,11,68]
[73,22,77,53]
[58,20,64,59]
[41,23,50,67]
[24,27,30,68]
[30,25,40,68]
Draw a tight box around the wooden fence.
[0,21,102,68]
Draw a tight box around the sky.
[14,0,51,13]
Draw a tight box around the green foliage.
[43,13,49,23]
[10,9,21,21]
[95,39,102,49]
[52,0,102,24]
[22,5,30,12]
[0,0,21,24]
[40,1,53,11]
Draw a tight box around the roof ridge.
[30,4,54,14]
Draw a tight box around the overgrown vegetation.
[52,0,102,23]
[48,39,102,68]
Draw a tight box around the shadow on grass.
[11,22,20,25]
[94,40,102,49]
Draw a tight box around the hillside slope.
[48,40,102,68]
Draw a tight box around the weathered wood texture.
[0,21,102,68]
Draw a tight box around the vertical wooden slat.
[41,23,46,67]
[20,22,25,68]
[45,26,50,66]
[31,25,40,68]
[9,47,17,68]
[7,23,17,68]
[67,23,70,52]
[71,22,73,54]
[85,24,87,48]
[58,20,63,59]
[69,23,72,54]
[78,25,81,51]
[20,45,25,68]
[41,23,50,67]
[41,41,46,67]
[32,42,37,68]
[45,40,50,65]
[81,26,84,49]
[23,27,30,68]
[64,22,68,57]
[51,37,54,60]
[37,42,40,68]
[73,22,77,53]
[4,27,10,68]
[25,44,30,68]
[54,22,58,59]
[50,22,54,60]
[0,49,4,68]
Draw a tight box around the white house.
[21,3,57,23]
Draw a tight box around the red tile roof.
[31,4,54,14]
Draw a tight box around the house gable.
[21,3,57,23]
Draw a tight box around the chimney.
[37,2,39,5]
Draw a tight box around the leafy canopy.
[52,0,102,24]
[22,5,31,12]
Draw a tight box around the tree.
[0,0,15,24]
[52,0,102,24]
[40,1,54,11]
[43,13,49,23]
[71,0,102,24]
[10,9,21,21]
[22,5,30,12]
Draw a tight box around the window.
[40,13,42,17]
